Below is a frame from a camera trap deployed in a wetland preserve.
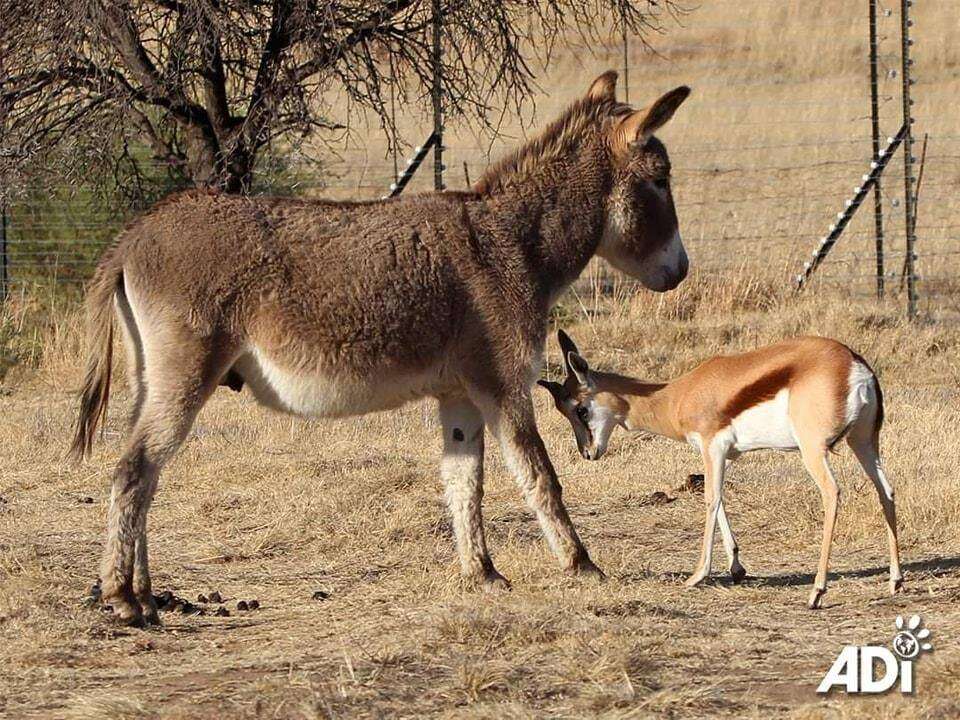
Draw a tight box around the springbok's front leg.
[487,395,602,578]
[686,442,727,587]
[438,397,509,590]
[716,500,747,583]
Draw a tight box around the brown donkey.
[71,71,691,626]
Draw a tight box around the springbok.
[539,331,903,608]
[70,71,692,626]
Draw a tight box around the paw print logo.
[892,615,932,659]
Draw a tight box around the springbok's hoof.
[808,587,827,610]
[890,576,905,595]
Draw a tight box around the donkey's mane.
[474,96,631,197]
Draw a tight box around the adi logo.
[817,615,933,695]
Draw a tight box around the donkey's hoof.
[567,557,605,582]
[111,605,146,627]
[483,571,512,593]
[140,604,163,627]
[730,562,747,584]
[808,587,826,610]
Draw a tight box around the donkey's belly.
[233,347,444,418]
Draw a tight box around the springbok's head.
[537,330,621,461]
[589,72,691,291]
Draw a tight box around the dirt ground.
[3,283,960,719]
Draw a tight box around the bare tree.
[0,0,677,196]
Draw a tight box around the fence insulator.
[795,123,907,290]
[381,132,440,199]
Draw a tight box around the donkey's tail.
[69,249,124,462]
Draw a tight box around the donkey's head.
[589,73,691,291]
[537,330,622,461]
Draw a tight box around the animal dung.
[642,491,675,507]
[676,474,705,494]
[236,600,248,612]
[214,607,230,617]
[79,496,94,504]
[312,590,331,601]
[248,600,260,610]
[208,591,223,604]
[196,593,208,604]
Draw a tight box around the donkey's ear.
[537,379,565,401]
[586,70,618,102]
[567,352,592,387]
[619,86,691,145]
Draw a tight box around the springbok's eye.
[576,406,589,424]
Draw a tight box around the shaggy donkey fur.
[72,71,691,625]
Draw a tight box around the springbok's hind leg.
[847,432,903,595]
[482,393,602,579]
[438,397,508,590]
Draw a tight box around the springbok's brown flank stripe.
[720,366,794,423]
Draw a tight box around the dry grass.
[3,1,960,718]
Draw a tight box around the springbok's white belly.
[728,388,797,453]
[234,346,443,418]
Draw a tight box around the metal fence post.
[431,0,444,191]
[900,0,917,318]
[0,204,8,302]
[621,19,630,103]
[868,0,886,298]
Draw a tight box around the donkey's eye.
[576,406,589,423]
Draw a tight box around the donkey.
[71,71,691,626]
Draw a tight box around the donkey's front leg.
[438,397,509,590]
[488,396,602,578]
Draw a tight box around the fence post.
[868,0,885,299]
[0,203,8,302]
[900,0,917,318]
[621,18,630,103]
[431,0,444,192]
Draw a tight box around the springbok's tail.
[69,250,124,462]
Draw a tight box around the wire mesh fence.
[1,0,956,319]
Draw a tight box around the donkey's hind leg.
[100,335,235,625]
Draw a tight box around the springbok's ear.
[557,329,580,376]
[618,86,691,146]
[537,379,565,402]
[586,70,618,102]
[567,352,592,387]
